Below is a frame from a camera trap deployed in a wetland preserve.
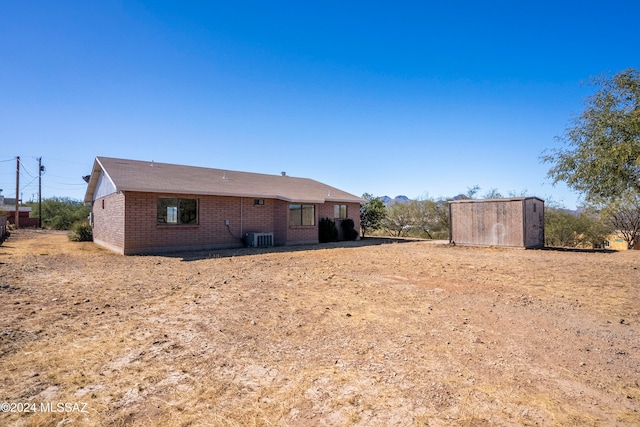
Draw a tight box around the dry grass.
[1,229,639,426]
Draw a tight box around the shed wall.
[451,200,524,246]
[523,198,544,248]
[449,198,544,248]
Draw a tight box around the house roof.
[84,157,364,204]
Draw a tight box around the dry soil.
[0,229,639,426]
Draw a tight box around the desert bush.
[319,217,338,243]
[27,197,91,230]
[68,220,93,242]
[360,193,386,237]
[341,218,359,240]
[544,205,611,248]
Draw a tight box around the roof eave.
[113,187,363,204]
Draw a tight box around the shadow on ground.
[158,237,447,262]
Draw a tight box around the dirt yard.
[1,229,639,426]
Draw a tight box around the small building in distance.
[0,195,34,226]
[605,231,639,251]
[448,197,544,248]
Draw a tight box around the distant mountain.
[381,195,411,205]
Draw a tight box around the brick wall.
[241,197,276,237]
[273,200,289,246]
[282,201,361,245]
[316,202,361,241]
[93,192,362,254]
[123,192,243,254]
[92,192,125,253]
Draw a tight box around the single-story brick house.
[84,157,364,255]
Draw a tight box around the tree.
[544,204,612,248]
[382,201,413,237]
[543,68,640,201]
[465,185,480,199]
[600,190,640,249]
[482,188,503,199]
[544,207,582,247]
[27,197,91,230]
[409,198,449,239]
[580,205,614,249]
[360,193,386,237]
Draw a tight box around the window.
[334,204,347,219]
[289,204,315,226]
[157,198,198,225]
[254,199,265,205]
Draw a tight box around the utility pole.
[38,157,43,228]
[15,156,20,228]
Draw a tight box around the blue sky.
[1,1,638,209]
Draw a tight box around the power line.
[20,175,39,192]
[20,161,38,179]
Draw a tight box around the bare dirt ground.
[1,229,639,426]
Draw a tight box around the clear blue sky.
[1,1,638,209]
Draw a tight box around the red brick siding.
[273,200,289,246]
[283,201,361,245]
[241,197,276,237]
[93,192,361,254]
[92,192,125,253]
[123,192,243,254]
[317,202,361,241]
[282,201,317,245]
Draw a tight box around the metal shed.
[448,197,544,248]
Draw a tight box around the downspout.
[240,197,243,239]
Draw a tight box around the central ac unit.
[246,232,274,248]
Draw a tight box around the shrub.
[68,221,93,242]
[341,218,359,241]
[319,217,338,243]
[27,197,91,230]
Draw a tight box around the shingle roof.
[84,157,364,204]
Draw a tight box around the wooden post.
[38,157,43,228]
[15,156,20,229]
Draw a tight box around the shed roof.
[448,196,544,204]
[84,157,364,204]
